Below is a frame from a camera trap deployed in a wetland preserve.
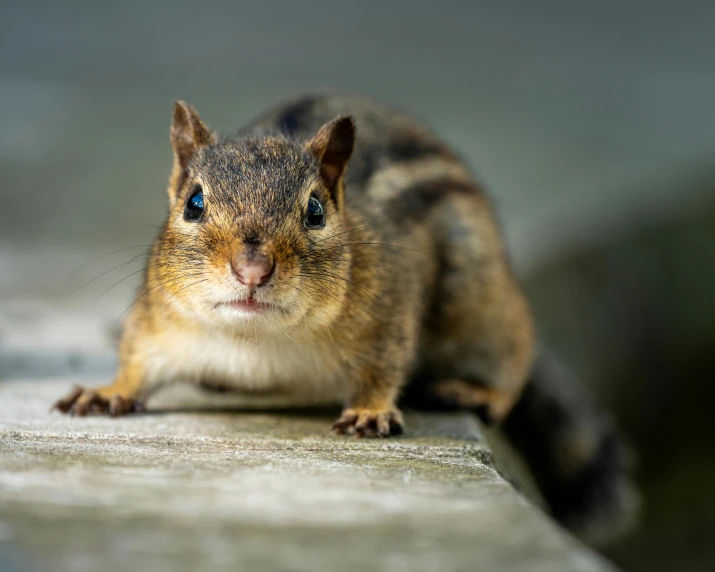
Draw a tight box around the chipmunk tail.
[502,348,641,546]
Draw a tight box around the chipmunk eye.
[304,195,325,229]
[184,186,204,221]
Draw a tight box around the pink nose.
[231,257,275,287]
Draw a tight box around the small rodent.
[54,94,637,542]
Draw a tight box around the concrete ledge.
[0,380,614,572]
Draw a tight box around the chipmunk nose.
[231,255,275,287]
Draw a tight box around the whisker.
[128,268,202,294]
[73,252,151,293]
[94,261,170,300]
[279,325,301,343]
[114,271,207,324]
[152,278,209,317]
[68,245,153,278]
[297,270,391,309]
[315,224,372,244]
[263,317,288,344]
[285,279,359,320]
[338,242,427,254]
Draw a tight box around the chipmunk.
[54,94,637,542]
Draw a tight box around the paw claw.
[332,408,404,438]
[52,386,140,418]
[390,419,404,435]
[50,385,83,413]
[376,414,391,437]
[109,395,125,417]
[331,412,357,435]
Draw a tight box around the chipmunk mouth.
[219,296,272,314]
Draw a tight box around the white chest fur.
[142,327,349,407]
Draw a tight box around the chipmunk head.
[156,100,355,331]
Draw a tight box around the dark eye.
[184,186,204,221]
[304,195,325,229]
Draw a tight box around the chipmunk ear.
[306,116,355,211]
[169,101,215,200]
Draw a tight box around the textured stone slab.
[0,380,614,572]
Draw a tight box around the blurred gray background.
[1,1,714,570]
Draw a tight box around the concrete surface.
[0,379,615,572]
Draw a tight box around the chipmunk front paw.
[332,407,404,438]
[52,385,144,417]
